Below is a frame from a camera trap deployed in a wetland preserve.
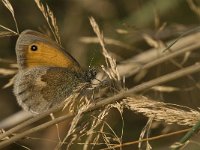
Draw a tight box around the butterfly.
[13,30,96,114]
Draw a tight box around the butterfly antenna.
[88,49,98,69]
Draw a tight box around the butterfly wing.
[15,30,82,72]
[14,30,88,113]
[14,67,84,113]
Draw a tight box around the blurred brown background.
[1,0,200,149]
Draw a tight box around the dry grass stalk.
[2,0,19,33]
[84,104,123,149]
[142,33,161,48]
[0,111,32,130]
[56,103,123,149]
[62,83,92,112]
[150,85,180,92]
[0,68,16,76]
[187,0,200,16]
[117,32,200,77]
[139,117,153,150]
[1,68,17,89]
[34,0,61,44]
[0,31,16,37]
[141,32,200,91]
[0,24,18,36]
[123,96,200,126]
[102,128,191,150]
[80,36,132,50]
[89,17,120,82]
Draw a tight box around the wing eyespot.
[30,45,38,51]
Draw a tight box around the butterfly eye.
[30,45,38,51]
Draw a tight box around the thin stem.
[0,105,62,140]
[101,128,191,150]
[171,120,200,150]
[0,113,73,149]
[130,42,200,76]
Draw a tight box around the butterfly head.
[84,67,97,82]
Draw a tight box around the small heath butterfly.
[13,30,96,114]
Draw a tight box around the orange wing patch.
[16,30,82,72]
[26,42,79,70]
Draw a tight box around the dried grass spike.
[124,96,200,126]
[2,0,19,33]
[89,17,120,82]
[34,0,61,45]
[0,25,18,36]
